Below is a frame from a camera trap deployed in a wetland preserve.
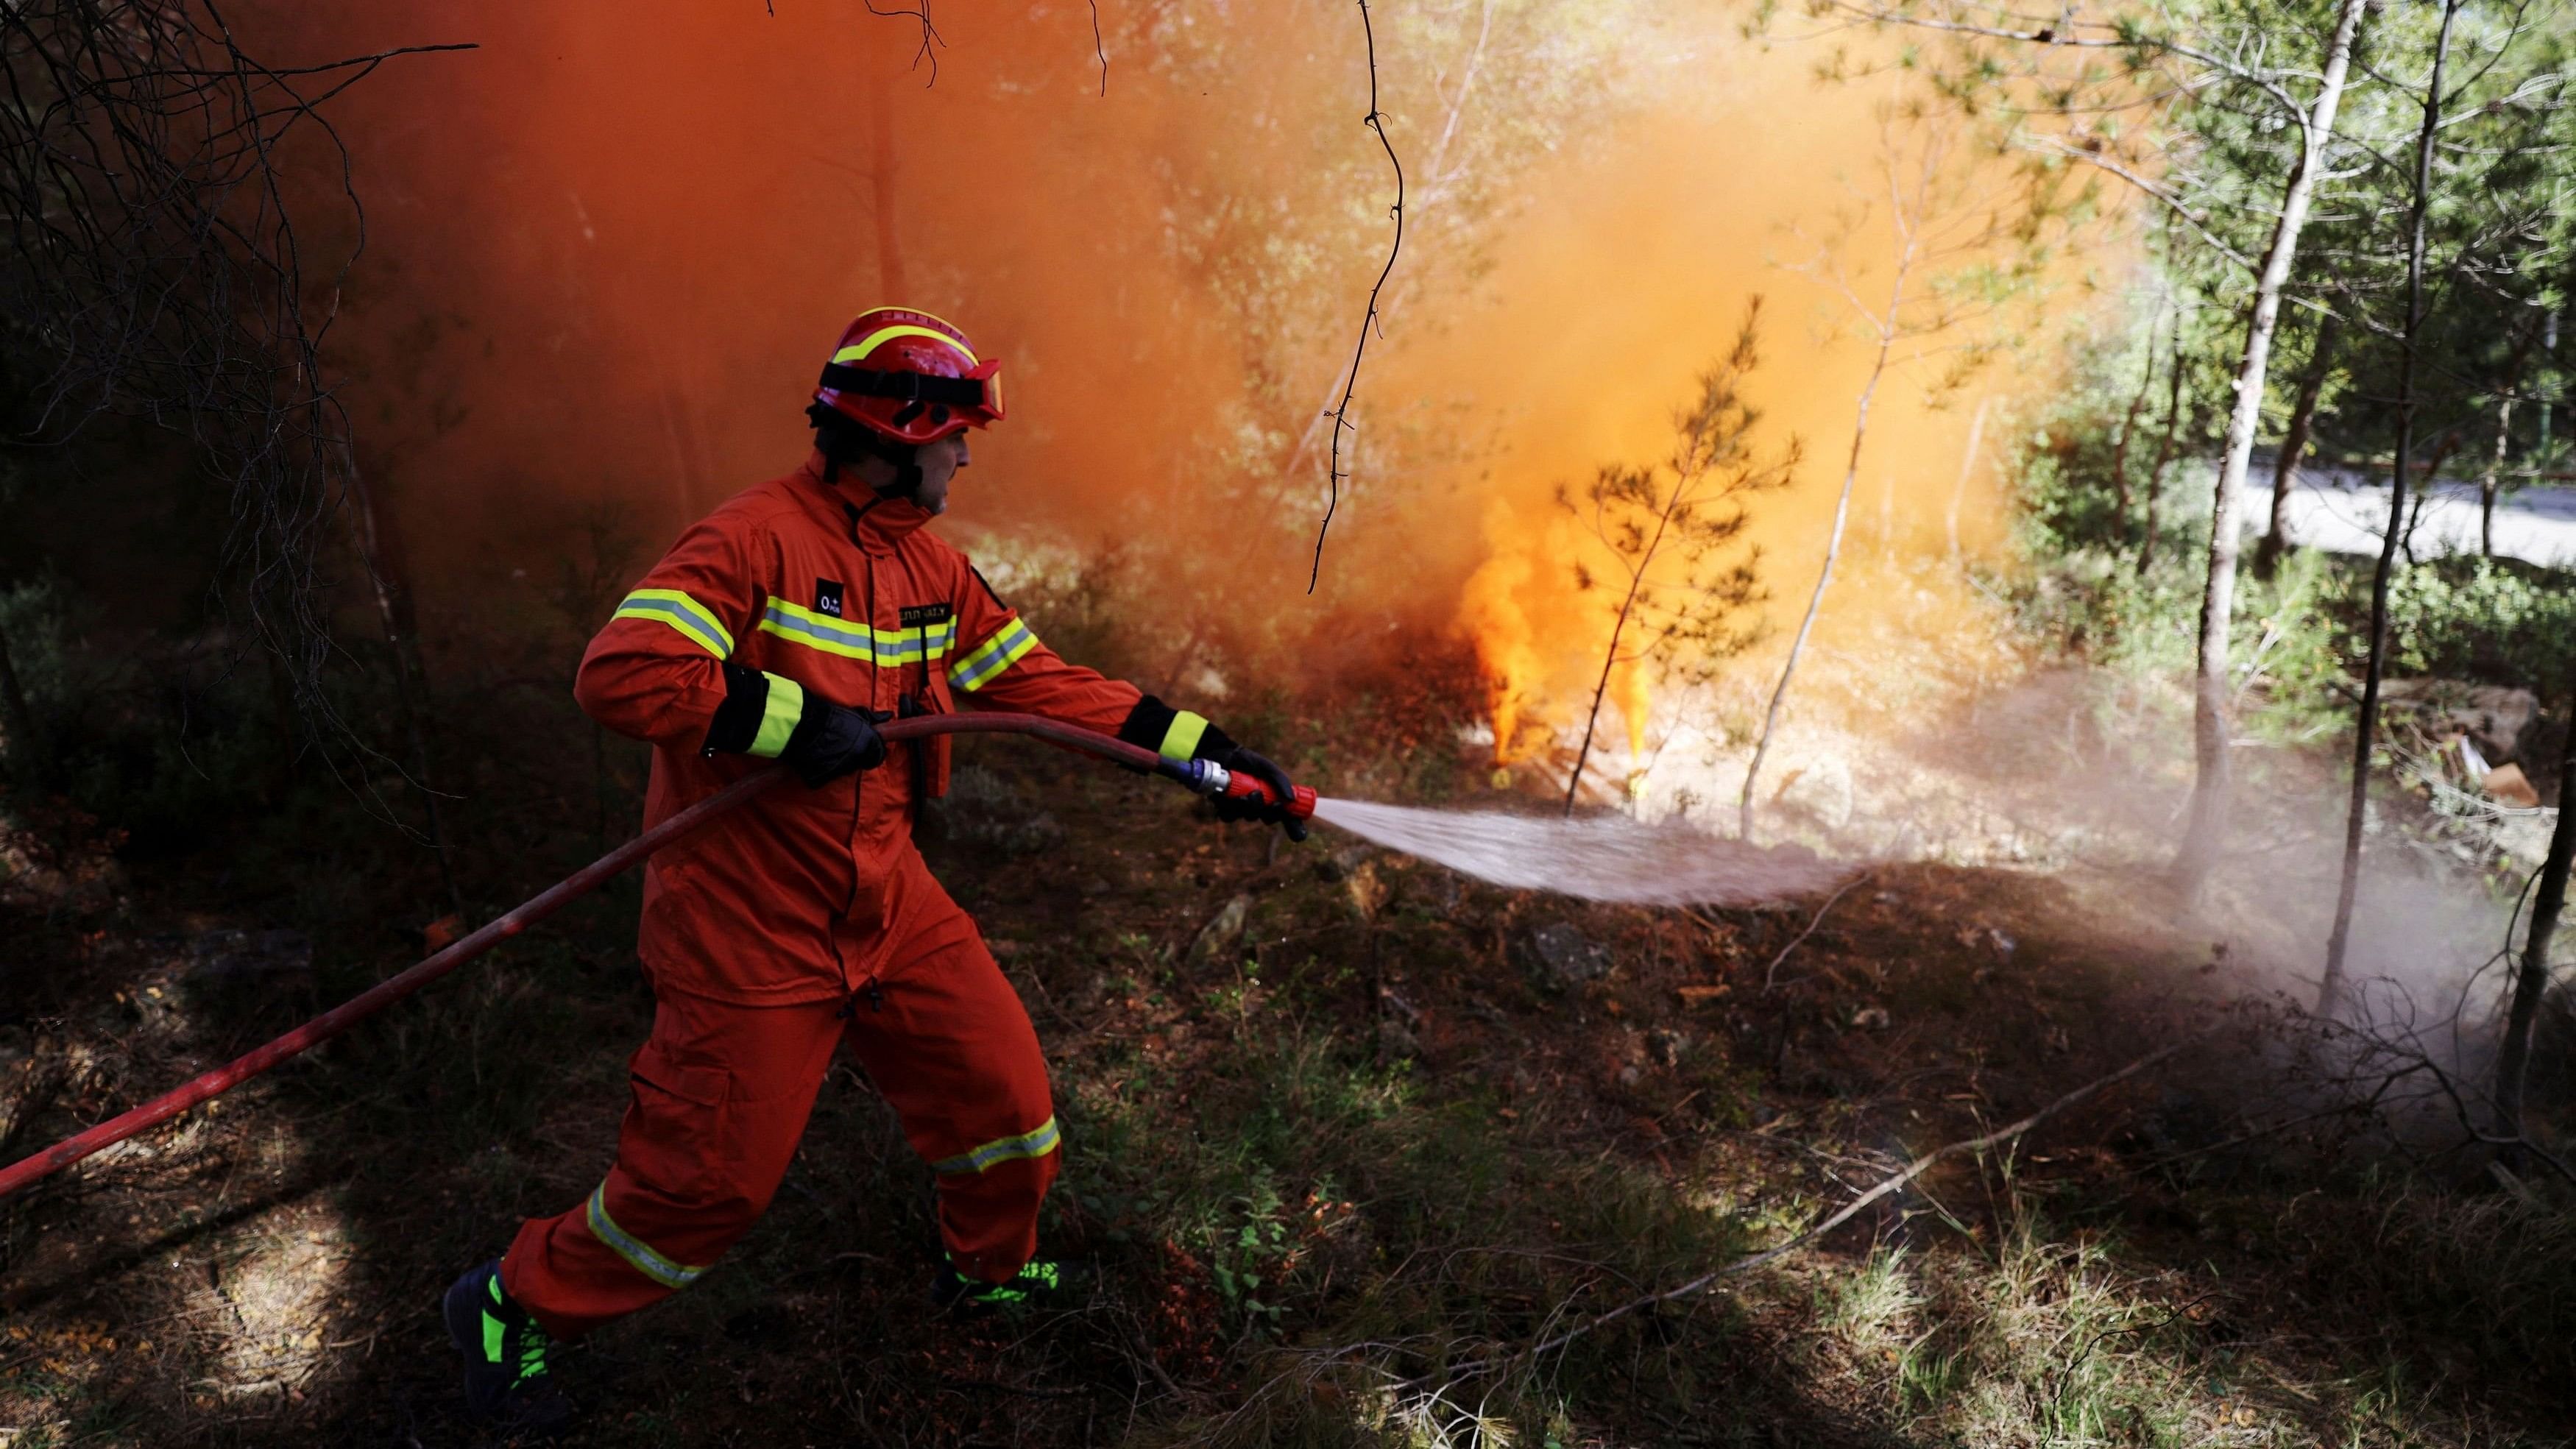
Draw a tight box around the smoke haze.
[288,1,2072,745]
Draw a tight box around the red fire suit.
[501,453,1211,1338]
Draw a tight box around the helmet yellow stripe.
[834,325,978,368]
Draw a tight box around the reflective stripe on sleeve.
[611,589,735,659]
[585,1183,708,1290]
[1156,711,1209,762]
[946,618,1039,692]
[929,1116,1061,1176]
[757,598,956,665]
[747,673,804,759]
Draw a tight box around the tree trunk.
[345,467,461,912]
[2477,311,2547,559]
[1947,394,1991,567]
[1566,476,1685,818]
[1743,293,1900,838]
[2170,0,2370,896]
[2137,302,2186,577]
[0,610,42,785]
[2541,308,2561,456]
[2494,662,2575,1140]
[2399,424,2465,566]
[2318,0,2460,1016]
[2107,297,2165,539]
[261,641,302,805]
[2256,313,2340,578]
[2483,394,2513,558]
[1565,586,1646,819]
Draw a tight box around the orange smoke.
[280,3,2069,754]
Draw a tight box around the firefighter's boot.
[443,1259,573,1437]
[935,1257,1092,1316]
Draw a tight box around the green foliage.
[1074,999,1752,1436]
[2361,554,2576,686]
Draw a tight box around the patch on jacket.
[815,579,846,617]
[898,603,952,629]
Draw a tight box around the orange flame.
[1460,506,1540,765]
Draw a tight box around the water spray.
[1182,757,1844,907]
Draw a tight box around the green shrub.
[2355,554,2576,687]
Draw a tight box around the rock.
[2383,680,2539,763]
[185,929,312,984]
[2483,762,2542,809]
[1646,1028,1688,1066]
[1772,756,1855,830]
[1373,1017,1420,1063]
[1519,922,1608,993]
[1343,861,1389,920]
[1314,844,1374,884]
[1187,893,1253,966]
[2494,813,2555,867]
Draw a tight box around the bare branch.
[2014,135,2256,272]
[1308,0,1405,592]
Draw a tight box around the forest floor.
[1,734,2572,1448]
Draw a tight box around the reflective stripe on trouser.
[500,854,1060,1339]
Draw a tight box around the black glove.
[782,697,891,787]
[1210,744,1308,843]
[1116,695,1308,843]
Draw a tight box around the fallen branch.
[1464,1030,2212,1376]
[1763,874,1869,992]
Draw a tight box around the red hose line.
[0,714,1172,1201]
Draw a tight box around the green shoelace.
[962,1260,1063,1304]
[483,1275,551,1385]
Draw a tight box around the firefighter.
[441,307,1306,1432]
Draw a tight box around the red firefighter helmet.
[811,306,1005,445]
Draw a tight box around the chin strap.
[807,404,927,501]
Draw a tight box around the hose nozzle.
[1175,758,1317,821]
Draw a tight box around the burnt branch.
[1307,0,1404,594]
[1087,0,1105,96]
[862,0,943,86]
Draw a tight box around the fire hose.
[0,712,1314,1201]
